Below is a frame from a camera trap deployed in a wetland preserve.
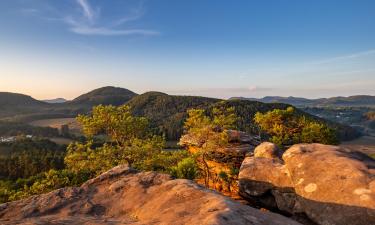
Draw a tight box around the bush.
[170,157,198,180]
[255,107,338,147]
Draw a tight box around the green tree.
[66,105,165,175]
[254,107,338,147]
[180,105,238,186]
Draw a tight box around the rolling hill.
[42,98,67,104]
[0,92,48,118]
[127,92,358,141]
[0,86,137,122]
[231,95,375,107]
[69,86,137,106]
[0,87,359,141]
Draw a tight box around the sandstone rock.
[181,130,261,194]
[239,143,375,225]
[226,130,261,145]
[0,165,300,225]
[179,130,260,149]
[254,142,281,159]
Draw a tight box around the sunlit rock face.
[180,130,261,192]
[239,143,375,225]
[0,165,300,225]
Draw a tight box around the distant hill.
[0,92,48,117]
[127,92,220,140]
[231,95,375,107]
[0,87,137,122]
[42,98,67,104]
[70,86,137,106]
[127,92,358,141]
[0,88,359,141]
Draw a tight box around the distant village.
[0,135,33,143]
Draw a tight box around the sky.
[0,0,375,100]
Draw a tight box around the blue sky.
[0,0,374,99]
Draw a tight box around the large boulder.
[239,143,375,225]
[254,142,281,159]
[0,165,300,225]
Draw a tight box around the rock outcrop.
[0,165,300,225]
[239,143,375,225]
[180,130,260,192]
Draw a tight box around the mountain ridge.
[231,95,375,107]
[0,87,361,141]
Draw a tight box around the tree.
[66,105,165,175]
[77,105,149,146]
[254,107,338,147]
[180,105,238,186]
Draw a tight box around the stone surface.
[239,143,375,225]
[254,142,281,159]
[180,130,261,193]
[0,165,300,225]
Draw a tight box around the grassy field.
[340,135,375,157]
[29,118,81,134]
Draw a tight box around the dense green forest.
[0,139,66,179]
[127,92,359,141]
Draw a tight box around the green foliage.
[0,169,90,203]
[66,105,189,177]
[180,105,238,186]
[254,107,338,147]
[0,139,65,179]
[65,136,166,176]
[170,157,198,179]
[182,104,238,150]
[77,105,149,144]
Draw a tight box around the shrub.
[170,157,198,180]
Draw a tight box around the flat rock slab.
[0,165,300,225]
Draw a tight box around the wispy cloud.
[22,0,159,36]
[76,0,96,22]
[310,49,375,65]
[63,0,159,36]
[70,26,159,36]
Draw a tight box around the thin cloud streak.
[66,0,158,36]
[76,0,96,22]
[23,0,159,37]
[71,27,159,36]
[310,49,375,65]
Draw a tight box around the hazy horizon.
[1,0,375,99]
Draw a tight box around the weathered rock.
[0,165,301,225]
[227,130,261,145]
[181,130,260,193]
[254,142,281,159]
[179,130,260,149]
[239,143,375,225]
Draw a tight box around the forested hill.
[0,86,137,122]
[126,92,220,140]
[126,92,359,141]
[0,92,48,117]
[68,86,137,106]
[0,87,359,141]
